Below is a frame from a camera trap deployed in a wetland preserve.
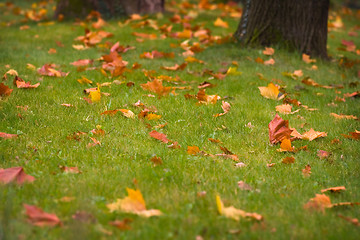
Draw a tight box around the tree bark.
[234,0,330,59]
[54,0,164,19]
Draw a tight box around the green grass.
[1,1,360,239]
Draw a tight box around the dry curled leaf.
[321,186,346,193]
[14,76,40,89]
[268,114,292,144]
[0,83,13,96]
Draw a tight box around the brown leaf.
[341,130,360,140]
[24,204,62,227]
[149,130,170,143]
[150,156,163,165]
[304,194,332,212]
[282,156,295,164]
[330,113,358,120]
[0,167,35,184]
[109,218,132,230]
[338,214,360,226]
[0,83,13,96]
[321,186,346,193]
[268,114,292,144]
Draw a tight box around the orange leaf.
[302,53,316,64]
[263,47,275,55]
[24,204,62,227]
[264,58,275,65]
[149,130,170,143]
[321,186,346,193]
[187,146,200,155]
[141,79,171,97]
[0,83,13,96]
[0,132,18,139]
[146,113,162,120]
[330,113,358,120]
[304,194,332,212]
[150,156,163,165]
[282,156,295,164]
[302,164,312,177]
[268,114,292,144]
[14,76,40,89]
[109,218,132,230]
[214,18,229,28]
[302,128,327,141]
[275,104,292,114]
[0,167,35,184]
[341,130,360,140]
[277,139,294,152]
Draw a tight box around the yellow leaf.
[77,76,93,84]
[146,113,162,120]
[216,195,263,221]
[226,67,242,76]
[89,85,101,102]
[213,18,228,28]
[258,83,283,100]
[106,188,162,217]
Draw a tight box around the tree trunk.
[234,0,330,59]
[54,0,164,19]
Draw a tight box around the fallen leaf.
[317,150,331,159]
[72,211,96,223]
[321,186,346,193]
[3,69,18,80]
[59,166,81,174]
[109,218,132,230]
[304,194,332,212]
[263,47,275,56]
[141,79,171,97]
[0,132,18,139]
[149,130,170,143]
[341,130,360,140]
[0,167,35,184]
[330,113,358,120]
[275,104,292,114]
[302,164,312,177]
[89,84,101,102]
[48,48,57,54]
[259,83,283,100]
[24,204,62,227]
[226,67,242,76]
[302,54,316,64]
[282,156,295,164]
[150,156,163,165]
[146,113,162,120]
[71,59,93,67]
[14,76,40,89]
[268,114,292,144]
[216,195,263,221]
[106,188,162,217]
[264,58,275,65]
[302,128,327,141]
[338,214,360,226]
[37,64,68,77]
[0,82,13,96]
[161,63,187,71]
[187,146,200,155]
[237,181,253,191]
[196,89,220,104]
[214,18,228,28]
[214,101,231,117]
[277,139,294,152]
[118,109,135,119]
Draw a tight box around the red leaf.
[149,130,169,143]
[0,132,18,139]
[24,204,62,227]
[268,114,292,144]
[0,167,35,184]
[70,59,93,66]
[14,76,40,89]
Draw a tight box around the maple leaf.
[258,83,284,100]
[0,83,13,96]
[216,195,263,221]
[263,47,275,55]
[24,204,62,227]
[149,130,170,143]
[275,104,292,114]
[106,188,162,217]
[214,18,229,28]
[226,67,242,76]
[37,64,68,77]
[141,79,171,97]
[302,128,327,141]
[187,146,200,155]
[0,167,35,184]
[14,76,40,89]
[341,130,360,140]
[321,186,346,193]
[3,69,18,80]
[196,89,220,104]
[268,114,292,144]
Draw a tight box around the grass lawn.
[0,1,360,239]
